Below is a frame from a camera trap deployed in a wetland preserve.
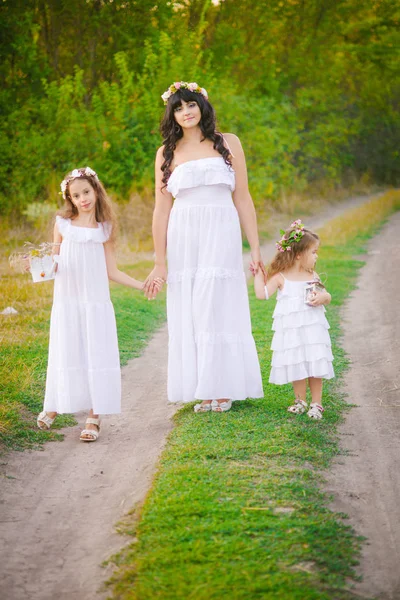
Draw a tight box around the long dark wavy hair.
[160,88,232,187]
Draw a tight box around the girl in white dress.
[37,167,161,441]
[144,81,264,413]
[254,220,334,420]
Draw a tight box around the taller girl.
[145,81,264,412]
[37,167,150,441]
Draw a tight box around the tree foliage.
[1,0,399,215]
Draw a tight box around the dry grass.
[318,190,400,246]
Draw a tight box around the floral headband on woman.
[161,81,208,104]
[60,167,99,199]
[275,219,305,253]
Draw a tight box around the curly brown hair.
[267,227,319,277]
[160,88,232,188]
[58,169,117,243]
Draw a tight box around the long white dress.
[166,156,263,403]
[269,275,334,384]
[43,216,121,414]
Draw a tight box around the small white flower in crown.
[161,81,208,105]
[60,166,99,199]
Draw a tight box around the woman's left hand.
[249,255,267,281]
[144,265,167,300]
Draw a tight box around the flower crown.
[275,219,305,253]
[161,81,208,105]
[60,167,99,199]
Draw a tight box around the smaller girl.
[37,167,163,441]
[254,220,334,419]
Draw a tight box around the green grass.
[0,260,166,451]
[104,197,400,599]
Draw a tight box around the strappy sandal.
[211,399,232,413]
[194,401,212,413]
[287,399,308,415]
[307,403,324,420]
[37,411,56,430]
[80,418,101,442]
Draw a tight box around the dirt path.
[325,211,400,600]
[0,194,382,600]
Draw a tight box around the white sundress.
[43,216,121,414]
[166,156,264,403]
[269,274,335,384]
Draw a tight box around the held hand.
[249,259,267,282]
[144,265,167,300]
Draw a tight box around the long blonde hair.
[58,169,117,243]
[267,227,319,277]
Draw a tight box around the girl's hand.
[308,290,330,307]
[144,265,167,300]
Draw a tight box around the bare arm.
[226,134,264,273]
[254,271,282,300]
[53,222,62,254]
[144,146,174,298]
[104,242,144,290]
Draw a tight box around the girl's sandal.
[37,411,56,430]
[287,399,308,415]
[307,403,324,420]
[211,399,232,413]
[194,402,212,413]
[80,418,101,442]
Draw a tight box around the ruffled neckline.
[167,156,235,197]
[172,156,225,173]
[56,216,111,243]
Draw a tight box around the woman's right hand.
[144,264,167,300]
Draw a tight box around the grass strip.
[105,191,400,600]
[0,260,166,451]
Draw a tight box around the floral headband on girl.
[275,219,305,253]
[161,81,208,104]
[60,167,99,199]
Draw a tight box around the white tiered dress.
[269,275,334,384]
[43,216,121,414]
[166,156,263,403]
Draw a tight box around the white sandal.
[211,399,232,413]
[194,402,212,413]
[37,411,56,430]
[287,399,307,415]
[80,418,101,442]
[307,403,324,420]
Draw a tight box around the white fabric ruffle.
[44,216,120,414]
[271,323,331,351]
[56,215,111,243]
[167,157,235,198]
[270,359,335,385]
[166,159,263,403]
[270,277,334,385]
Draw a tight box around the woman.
[145,81,264,412]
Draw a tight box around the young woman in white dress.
[144,82,264,412]
[36,167,162,441]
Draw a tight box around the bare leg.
[292,379,307,402]
[308,377,323,406]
